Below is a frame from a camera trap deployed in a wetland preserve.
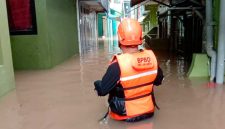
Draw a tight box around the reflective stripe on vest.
[120,70,158,81]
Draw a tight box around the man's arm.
[94,62,120,96]
[153,66,164,86]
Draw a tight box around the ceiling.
[131,0,170,7]
[80,0,106,12]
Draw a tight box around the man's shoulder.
[109,61,119,68]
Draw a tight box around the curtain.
[7,0,32,31]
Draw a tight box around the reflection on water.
[0,39,225,129]
[0,91,22,129]
[79,11,98,55]
[176,59,186,80]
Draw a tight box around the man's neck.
[122,47,139,54]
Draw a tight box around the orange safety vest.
[109,49,158,120]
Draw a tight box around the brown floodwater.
[0,39,225,129]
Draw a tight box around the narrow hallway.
[0,40,225,129]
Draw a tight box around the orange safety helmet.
[118,18,143,46]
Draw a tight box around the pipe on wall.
[216,0,225,84]
[206,0,217,81]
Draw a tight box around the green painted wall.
[0,0,15,97]
[0,39,2,65]
[143,4,158,31]
[10,0,79,69]
[46,0,79,65]
[149,5,158,30]
[187,54,209,77]
[10,0,50,69]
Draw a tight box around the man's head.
[118,18,143,47]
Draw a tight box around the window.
[114,0,120,4]
[123,2,130,18]
[6,0,37,35]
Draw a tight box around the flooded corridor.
[1,40,225,129]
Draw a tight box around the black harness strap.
[123,81,153,90]
[99,87,160,121]
[98,106,110,122]
[125,92,152,101]
[125,90,160,110]
[151,89,160,110]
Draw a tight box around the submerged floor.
[0,40,225,129]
